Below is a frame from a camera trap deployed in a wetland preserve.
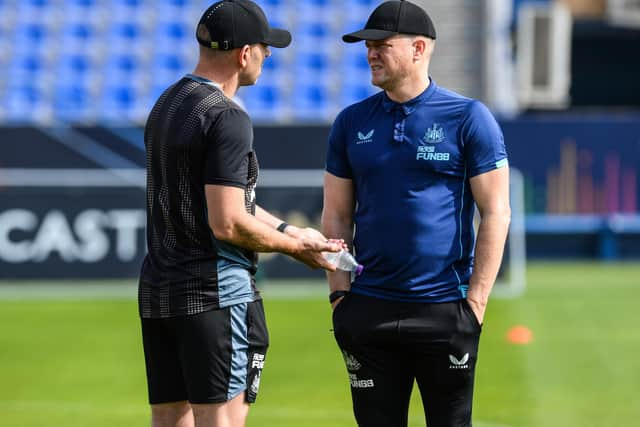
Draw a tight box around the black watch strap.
[329,290,349,303]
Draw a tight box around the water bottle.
[323,250,363,275]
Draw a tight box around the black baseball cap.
[343,0,436,43]
[196,0,292,50]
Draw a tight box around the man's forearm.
[468,212,510,304]
[255,205,285,230]
[213,210,300,255]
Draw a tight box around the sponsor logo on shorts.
[349,373,375,388]
[251,353,265,369]
[250,371,261,394]
[342,350,362,372]
[449,353,470,369]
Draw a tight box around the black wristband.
[276,222,289,233]
[329,290,349,303]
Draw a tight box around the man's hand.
[466,295,487,325]
[285,226,348,249]
[290,237,343,271]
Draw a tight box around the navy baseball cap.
[343,0,436,43]
[196,0,292,50]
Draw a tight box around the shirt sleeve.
[204,108,253,188]
[325,109,353,179]
[461,100,508,177]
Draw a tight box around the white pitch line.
[0,283,138,300]
[0,281,329,301]
[0,168,324,188]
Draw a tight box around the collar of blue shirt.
[382,77,438,115]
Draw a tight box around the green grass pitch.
[0,262,638,426]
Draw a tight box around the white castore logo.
[449,353,469,369]
[342,351,362,372]
[250,371,261,394]
[356,129,374,144]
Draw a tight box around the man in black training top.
[138,1,342,426]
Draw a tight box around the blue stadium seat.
[63,0,104,26]
[151,54,189,86]
[4,84,49,122]
[295,0,339,26]
[14,23,47,45]
[110,0,150,23]
[105,54,140,75]
[339,83,377,106]
[107,21,146,55]
[145,82,171,106]
[111,21,142,40]
[55,54,95,83]
[18,0,55,13]
[66,0,97,5]
[100,84,138,122]
[53,85,94,121]
[242,84,287,122]
[262,52,288,74]
[155,21,191,49]
[16,0,57,28]
[102,54,148,92]
[291,83,333,121]
[344,0,377,14]
[341,50,371,87]
[58,22,100,59]
[294,52,330,73]
[346,0,376,6]
[60,22,96,47]
[294,21,333,50]
[8,54,47,80]
[157,1,193,22]
[343,52,370,72]
[257,0,285,6]
[293,52,334,87]
[113,0,145,7]
[254,0,289,28]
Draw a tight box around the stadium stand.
[0,0,488,124]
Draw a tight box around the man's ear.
[413,38,427,60]
[237,45,251,68]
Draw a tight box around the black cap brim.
[342,28,398,43]
[263,28,292,48]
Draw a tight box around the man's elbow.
[480,206,511,227]
[501,207,512,229]
[321,213,350,234]
[209,219,236,242]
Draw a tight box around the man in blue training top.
[322,1,511,426]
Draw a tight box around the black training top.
[139,74,259,319]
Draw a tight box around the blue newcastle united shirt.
[326,80,508,303]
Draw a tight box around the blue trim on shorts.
[227,303,249,400]
[217,258,255,308]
